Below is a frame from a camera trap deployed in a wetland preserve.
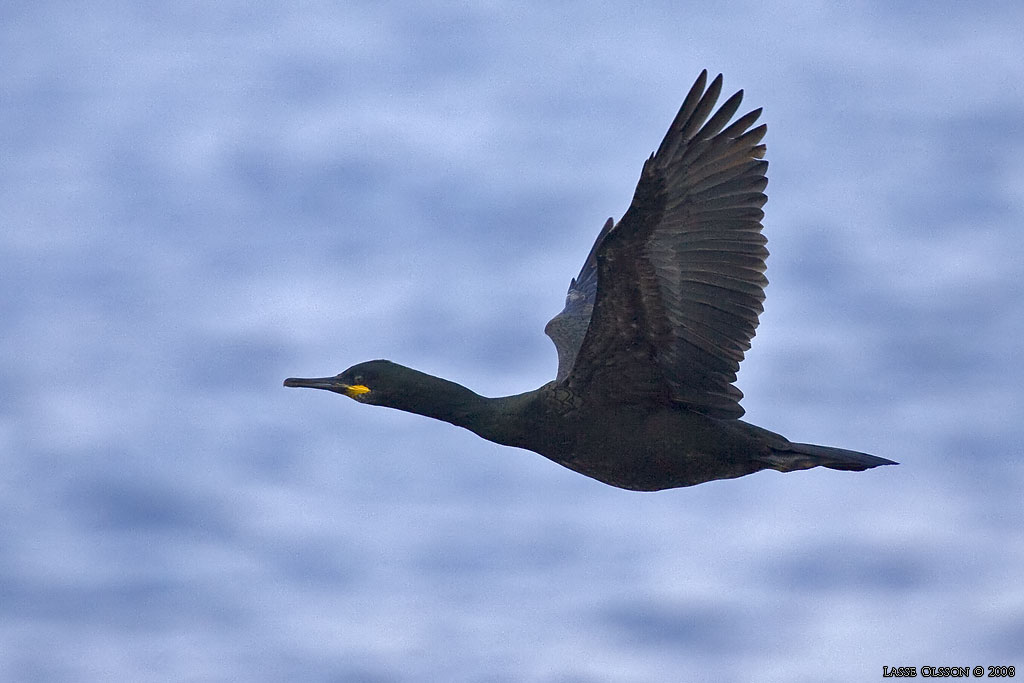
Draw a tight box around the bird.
[284,70,895,491]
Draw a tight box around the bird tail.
[766,442,897,473]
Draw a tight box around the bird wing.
[544,216,614,381]
[560,71,769,419]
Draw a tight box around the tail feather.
[767,442,897,473]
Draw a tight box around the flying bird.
[285,71,895,491]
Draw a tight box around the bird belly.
[542,407,773,491]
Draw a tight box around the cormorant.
[284,71,895,491]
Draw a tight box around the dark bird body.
[285,71,895,491]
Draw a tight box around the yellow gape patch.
[343,384,371,398]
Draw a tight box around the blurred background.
[3,2,1022,680]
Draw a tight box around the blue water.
[3,3,1022,680]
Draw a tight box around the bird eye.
[353,375,363,384]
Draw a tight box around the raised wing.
[544,217,614,381]
[562,71,769,419]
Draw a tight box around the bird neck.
[390,370,496,431]
[382,365,541,449]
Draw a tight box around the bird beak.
[283,376,371,398]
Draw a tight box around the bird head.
[283,359,400,405]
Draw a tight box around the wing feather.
[544,217,615,382]
[561,71,770,418]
